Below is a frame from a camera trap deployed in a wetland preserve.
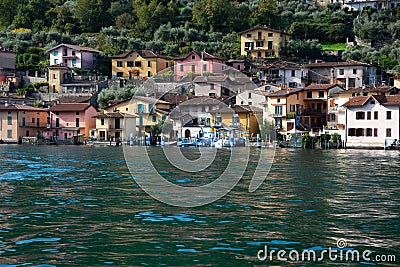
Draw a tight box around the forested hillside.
[0,0,399,73]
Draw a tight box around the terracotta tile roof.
[342,96,370,107]
[49,103,93,112]
[211,104,262,114]
[266,88,303,97]
[94,112,138,118]
[306,60,371,68]
[0,104,47,111]
[238,26,290,35]
[112,50,168,59]
[46,43,100,54]
[174,50,225,61]
[342,95,400,107]
[179,96,222,106]
[305,83,342,91]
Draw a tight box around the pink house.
[47,44,101,70]
[47,103,98,140]
[226,59,246,71]
[174,51,226,81]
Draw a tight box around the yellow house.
[104,96,171,137]
[48,64,70,93]
[238,26,291,59]
[111,50,170,79]
[266,88,304,133]
[92,111,138,142]
[0,103,48,143]
[211,105,262,138]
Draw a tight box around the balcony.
[109,125,123,130]
[230,122,241,129]
[298,109,327,116]
[213,121,222,128]
[271,113,284,118]
[20,122,48,128]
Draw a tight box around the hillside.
[0,0,399,73]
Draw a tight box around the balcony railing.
[20,123,48,128]
[271,113,284,118]
[298,109,327,116]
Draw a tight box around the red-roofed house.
[47,103,97,140]
[0,102,48,143]
[111,50,170,79]
[174,51,226,81]
[343,95,400,148]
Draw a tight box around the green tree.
[75,0,112,33]
[252,0,280,28]
[192,0,234,33]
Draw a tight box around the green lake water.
[0,145,399,266]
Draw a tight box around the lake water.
[0,145,399,266]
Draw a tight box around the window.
[135,61,142,67]
[7,115,12,125]
[180,65,183,72]
[210,84,215,90]
[76,111,80,115]
[22,117,25,126]
[374,111,378,120]
[245,42,254,50]
[356,111,365,120]
[370,100,375,104]
[32,118,35,123]
[348,128,356,136]
[56,111,59,115]
[353,69,357,74]
[72,59,76,66]
[192,106,198,112]
[257,31,262,39]
[54,59,58,64]
[117,72,123,77]
[274,106,282,115]
[339,69,344,75]
[7,130,12,138]
[374,128,378,137]
[72,50,76,56]
[152,115,157,122]
[255,41,264,47]
[37,118,40,127]
[191,65,195,72]
[246,33,252,38]
[366,128,372,136]
[290,104,295,112]
[387,111,392,120]
[76,118,79,127]
[117,61,123,67]
[138,116,143,126]
[162,115,166,121]
[367,111,371,120]
[56,118,60,128]
[147,61,151,67]
[147,71,151,77]
[191,55,196,60]
[318,91,324,98]
[138,104,145,113]
[356,128,364,136]
[127,61,134,67]
[248,93,252,99]
[277,98,280,103]
[291,70,296,77]
[329,113,335,122]
[209,93,216,97]
[386,128,392,137]
[101,118,104,125]
[307,92,312,98]
[54,51,58,56]
[268,33,273,37]
[203,64,207,71]
[248,102,252,105]
[267,41,273,50]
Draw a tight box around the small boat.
[177,138,197,147]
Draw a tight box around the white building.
[343,95,400,148]
[306,61,377,90]
[343,0,400,11]
[259,61,308,88]
[47,44,101,70]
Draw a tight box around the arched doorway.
[184,129,191,138]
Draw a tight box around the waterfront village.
[1,25,400,149]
